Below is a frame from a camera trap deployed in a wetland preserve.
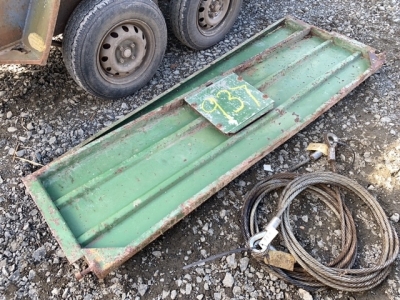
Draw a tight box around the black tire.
[62,0,167,99]
[170,0,242,50]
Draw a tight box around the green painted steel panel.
[23,17,384,279]
[185,73,274,134]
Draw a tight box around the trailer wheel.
[170,0,242,50]
[63,0,167,99]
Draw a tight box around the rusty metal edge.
[21,177,84,263]
[82,54,385,279]
[72,17,289,150]
[21,16,386,279]
[20,15,289,185]
[21,98,189,264]
[0,0,60,66]
[37,0,61,66]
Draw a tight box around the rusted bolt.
[75,266,93,280]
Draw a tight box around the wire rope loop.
[241,172,399,292]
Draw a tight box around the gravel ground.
[1,0,400,299]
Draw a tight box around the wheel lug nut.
[131,55,135,60]
[131,43,135,49]
[119,46,124,52]
[119,58,125,63]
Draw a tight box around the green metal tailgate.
[22,17,384,279]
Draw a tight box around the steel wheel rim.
[97,21,153,84]
[198,0,230,32]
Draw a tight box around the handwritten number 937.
[200,85,260,121]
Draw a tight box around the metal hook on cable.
[248,217,281,253]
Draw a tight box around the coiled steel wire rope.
[242,172,399,292]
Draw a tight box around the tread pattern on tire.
[170,0,190,47]
[63,0,167,99]
[63,0,107,90]
[169,0,242,50]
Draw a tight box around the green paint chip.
[185,73,275,134]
